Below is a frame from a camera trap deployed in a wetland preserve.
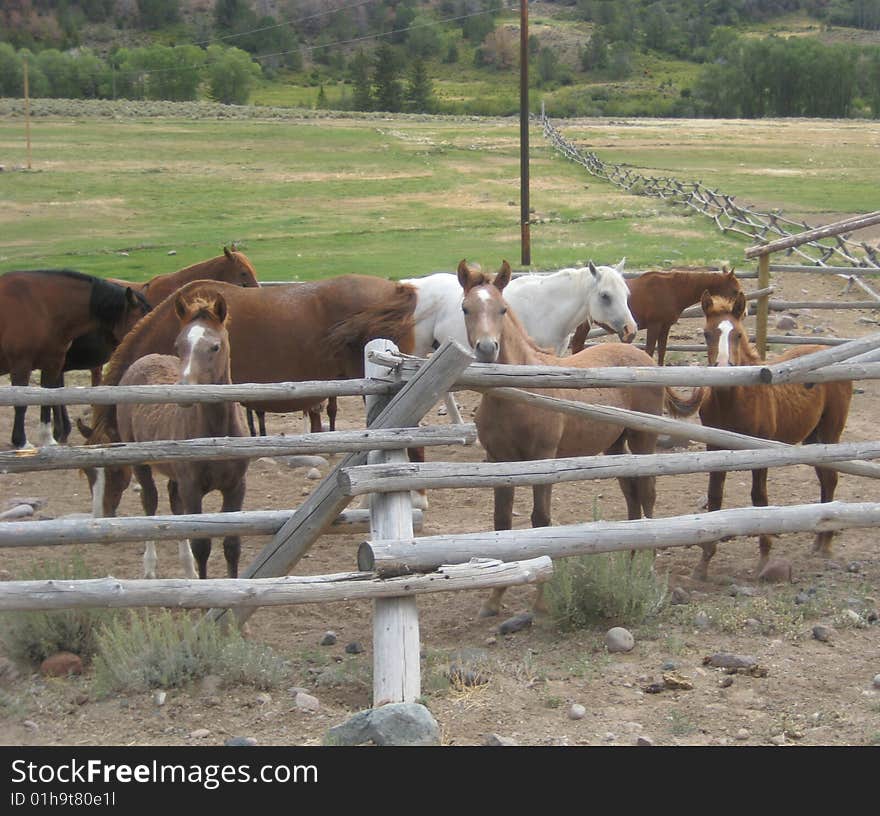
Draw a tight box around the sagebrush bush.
[91,610,288,695]
[545,551,668,630]
[0,556,117,665]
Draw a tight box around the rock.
[704,652,758,670]
[744,618,762,632]
[846,561,862,573]
[670,586,690,605]
[189,728,211,739]
[325,702,440,746]
[636,736,654,746]
[729,584,756,597]
[0,504,34,521]
[661,660,679,671]
[255,692,272,705]
[344,641,364,655]
[568,703,586,720]
[39,652,83,677]
[305,467,323,480]
[484,733,518,746]
[605,627,634,653]
[758,558,793,583]
[776,315,798,330]
[841,609,866,628]
[769,733,787,746]
[167,250,177,255]
[497,612,533,635]
[225,736,259,746]
[319,631,337,646]
[447,663,490,687]
[294,692,320,712]
[153,690,166,706]
[795,592,811,605]
[0,656,20,686]
[694,611,711,629]
[872,674,880,690]
[23,720,38,731]
[812,624,834,643]
[719,676,734,689]
[661,671,693,691]
[735,728,750,741]
[3,497,45,511]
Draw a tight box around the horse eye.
[211,344,221,353]
[462,306,469,315]
[500,307,508,315]
[601,293,611,303]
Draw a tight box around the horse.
[458,259,666,618]
[111,291,248,579]
[0,269,151,449]
[83,275,417,516]
[570,265,742,364]
[403,260,635,423]
[665,288,853,580]
[56,247,260,443]
[245,399,337,437]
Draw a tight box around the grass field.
[1,103,877,282]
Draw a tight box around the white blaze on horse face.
[92,467,106,518]
[180,324,207,381]
[716,320,734,366]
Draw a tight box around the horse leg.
[442,392,463,425]
[811,465,839,557]
[807,401,848,557]
[406,446,429,510]
[480,485,516,618]
[49,371,71,443]
[10,366,32,449]
[179,485,209,579]
[529,483,553,613]
[695,461,727,580]
[246,409,257,437]
[644,323,659,360]
[167,480,197,579]
[219,480,246,579]
[37,368,63,448]
[751,468,772,573]
[327,396,338,431]
[656,324,672,367]
[308,405,322,433]
[135,465,161,579]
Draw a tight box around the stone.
[735,728,750,741]
[758,558,793,583]
[872,674,880,690]
[225,736,259,746]
[320,631,337,646]
[498,612,533,635]
[294,692,321,712]
[636,736,654,746]
[568,703,586,720]
[812,624,834,643]
[255,692,272,705]
[3,497,45,511]
[344,641,364,655]
[841,609,866,628]
[39,652,83,677]
[729,584,756,597]
[661,660,679,671]
[719,676,734,689]
[661,671,693,691]
[605,627,634,653]
[0,504,34,521]
[776,315,798,330]
[325,702,440,746]
[694,611,711,629]
[23,720,38,731]
[670,586,690,605]
[703,653,758,670]
[447,663,490,687]
[484,733,518,746]
[153,690,166,706]
[306,467,323,480]
[190,728,211,739]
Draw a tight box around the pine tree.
[350,49,373,111]
[373,44,403,113]
[405,57,434,113]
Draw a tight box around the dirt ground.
[0,268,878,747]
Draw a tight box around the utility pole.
[520,0,530,266]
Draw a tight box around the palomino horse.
[458,260,664,618]
[112,292,248,579]
[570,265,742,364]
[0,269,150,449]
[404,260,635,423]
[666,289,853,579]
[85,275,417,516]
[56,247,260,442]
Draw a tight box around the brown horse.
[110,291,248,579]
[85,275,417,516]
[666,289,853,580]
[0,269,150,449]
[58,247,260,442]
[459,260,665,617]
[570,265,741,364]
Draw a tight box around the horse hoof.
[144,571,157,580]
[15,442,35,451]
[478,605,500,618]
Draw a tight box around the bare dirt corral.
[0,269,878,748]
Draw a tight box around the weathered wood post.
[755,252,770,360]
[365,339,420,704]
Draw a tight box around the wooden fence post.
[365,339,420,704]
[756,253,770,360]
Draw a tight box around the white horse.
[403,259,635,422]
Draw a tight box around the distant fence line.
[539,109,880,270]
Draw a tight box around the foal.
[113,292,248,579]
[459,260,664,616]
[670,290,852,579]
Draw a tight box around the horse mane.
[325,282,417,359]
[504,301,556,357]
[180,295,230,327]
[90,278,151,326]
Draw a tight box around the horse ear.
[457,259,474,291]
[125,287,138,307]
[174,293,189,322]
[212,294,229,325]
[732,290,747,319]
[588,261,599,279]
[701,289,714,315]
[493,260,512,292]
[224,245,233,259]
[616,257,626,273]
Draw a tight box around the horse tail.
[664,386,705,418]
[326,282,418,358]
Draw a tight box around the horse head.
[110,286,151,344]
[223,246,260,288]
[584,260,637,343]
[173,292,231,390]
[700,289,748,367]
[458,259,512,363]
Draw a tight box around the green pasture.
[0,108,875,283]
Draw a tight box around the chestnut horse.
[0,269,150,449]
[113,292,248,579]
[57,247,259,442]
[667,289,853,579]
[85,275,417,516]
[459,260,664,617]
[570,265,741,364]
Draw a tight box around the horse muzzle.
[473,338,500,363]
